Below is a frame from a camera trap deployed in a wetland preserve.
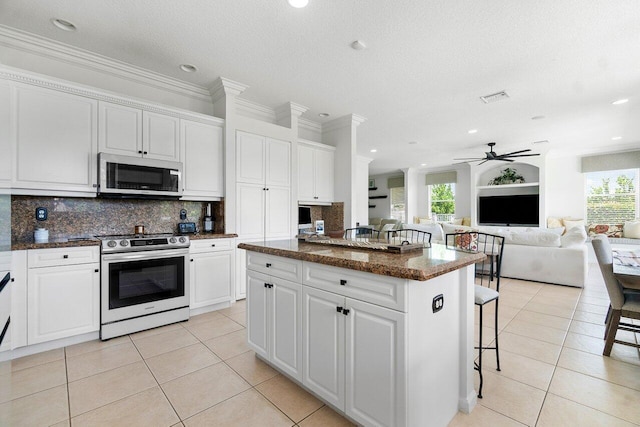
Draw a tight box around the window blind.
[581,150,640,173]
[387,176,404,188]
[425,171,457,185]
[390,187,405,205]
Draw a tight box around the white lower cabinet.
[302,286,406,427]
[189,239,235,309]
[27,251,100,345]
[247,267,303,380]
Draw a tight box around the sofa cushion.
[624,221,640,239]
[409,223,444,241]
[561,226,587,248]
[506,231,561,247]
[587,223,623,238]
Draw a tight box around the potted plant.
[488,167,525,185]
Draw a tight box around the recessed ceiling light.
[51,18,77,32]
[288,0,309,8]
[531,115,546,120]
[420,163,427,166]
[318,113,330,118]
[179,64,197,73]
[408,141,418,145]
[467,129,478,134]
[612,99,628,105]
[612,136,623,140]
[351,40,367,50]
[370,149,377,153]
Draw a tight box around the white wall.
[546,153,585,220]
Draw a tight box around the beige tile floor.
[1,263,639,426]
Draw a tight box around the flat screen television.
[478,194,539,226]
[298,206,312,228]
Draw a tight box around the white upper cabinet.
[266,138,291,187]
[0,82,11,188]
[98,102,142,156]
[12,84,97,194]
[297,141,335,205]
[236,131,266,184]
[99,101,180,162]
[143,111,180,161]
[181,119,224,200]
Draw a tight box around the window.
[586,169,639,224]
[390,187,405,222]
[429,183,455,222]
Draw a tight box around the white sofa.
[406,222,588,287]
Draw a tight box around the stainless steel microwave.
[97,153,183,198]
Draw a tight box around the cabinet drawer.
[303,262,407,312]
[28,246,100,268]
[247,252,302,282]
[190,238,233,253]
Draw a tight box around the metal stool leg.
[476,304,484,399]
[494,299,501,371]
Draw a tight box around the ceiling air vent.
[480,91,510,104]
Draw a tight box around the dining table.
[612,248,640,290]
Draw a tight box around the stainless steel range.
[98,233,190,340]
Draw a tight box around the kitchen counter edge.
[238,239,485,281]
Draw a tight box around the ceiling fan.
[454,142,540,165]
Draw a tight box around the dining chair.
[446,231,504,398]
[344,227,380,241]
[591,235,640,356]
[385,228,432,246]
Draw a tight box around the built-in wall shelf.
[368,195,388,199]
[368,187,378,191]
[369,205,376,208]
[477,182,539,190]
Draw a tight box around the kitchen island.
[238,239,485,427]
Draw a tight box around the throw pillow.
[442,223,475,236]
[461,217,471,226]
[547,217,563,229]
[587,224,624,238]
[454,232,478,251]
[418,217,432,224]
[562,218,585,232]
[624,221,640,239]
[560,226,587,248]
[450,218,463,225]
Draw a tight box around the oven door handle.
[102,249,189,262]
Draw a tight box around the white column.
[403,167,419,224]
[356,156,373,226]
[322,114,366,228]
[209,77,248,234]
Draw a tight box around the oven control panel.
[99,234,190,253]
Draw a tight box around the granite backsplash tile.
[11,196,224,242]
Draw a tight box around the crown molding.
[322,113,368,133]
[0,25,213,102]
[0,65,224,126]
[209,76,249,103]
[298,117,322,134]
[275,102,309,127]
[235,98,277,123]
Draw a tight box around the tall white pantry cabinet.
[235,131,292,299]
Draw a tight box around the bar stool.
[446,231,504,398]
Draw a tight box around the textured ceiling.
[1,0,639,174]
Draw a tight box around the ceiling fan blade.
[502,153,540,158]
[478,159,489,165]
[453,157,485,161]
[498,158,515,162]
[500,149,532,156]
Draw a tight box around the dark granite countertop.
[12,238,101,251]
[187,233,238,240]
[238,239,485,281]
[11,232,237,251]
